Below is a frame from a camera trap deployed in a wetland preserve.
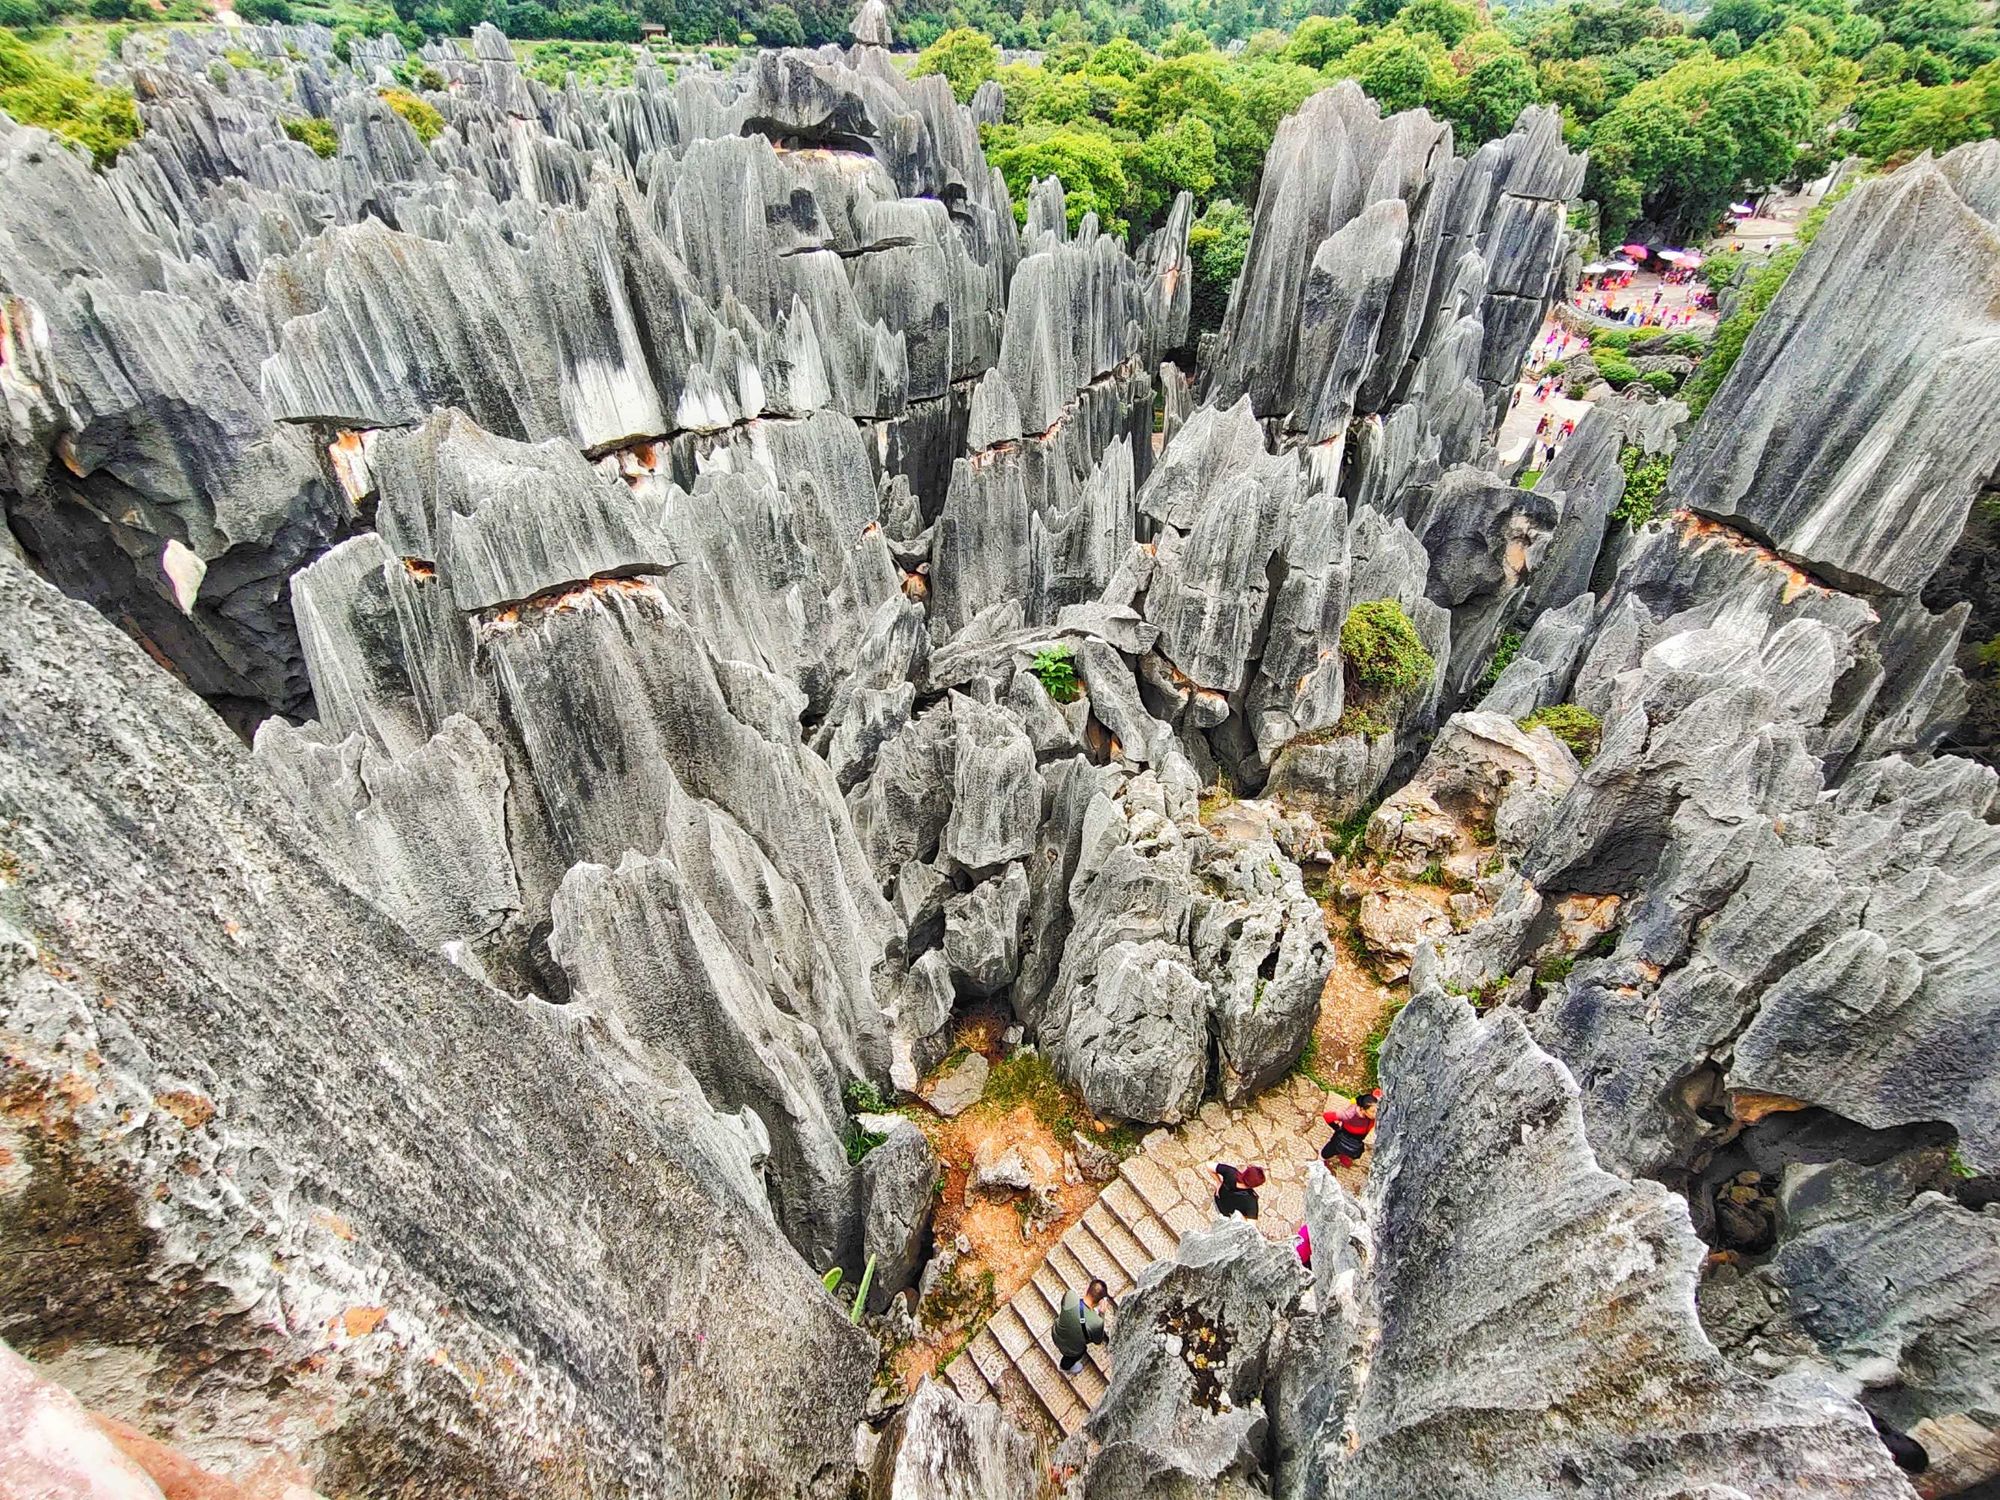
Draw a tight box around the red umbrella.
[1618,243,1650,259]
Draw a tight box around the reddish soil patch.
[887,1013,1120,1397]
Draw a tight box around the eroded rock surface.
[1271,990,1918,1499]
[0,554,873,1498]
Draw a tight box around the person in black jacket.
[1213,1163,1265,1219]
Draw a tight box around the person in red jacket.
[1322,1089,1380,1168]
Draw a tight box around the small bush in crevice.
[842,1119,887,1164]
[1340,598,1433,701]
[1595,350,1640,388]
[380,86,444,144]
[843,1076,892,1116]
[1480,630,1523,691]
[1362,997,1409,1090]
[283,115,338,157]
[1615,444,1671,528]
[1519,703,1603,763]
[1029,643,1081,702]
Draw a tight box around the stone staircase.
[939,1075,1337,1436]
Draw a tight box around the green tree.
[756,1,804,42]
[1283,13,1366,64]
[1452,50,1540,139]
[913,26,1000,101]
[1883,0,1978,52]
[986,123,1132,234]
[1401,0,1476,45]
[1092,34,1150,75]
[1337,29,1454,113]
[1585,57,1811,241]
[1127,110,1218,223]
[1695,0,1773,42]
[1832,11,1885,54]
[1187,196,1251,330]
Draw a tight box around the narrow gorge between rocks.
[1,11,1997,1500]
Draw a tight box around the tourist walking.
[1053,1279,1111,1376]
[1322,1090,1380,1168]
[1213,1163,1265,1219]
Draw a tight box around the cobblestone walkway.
[940,1072,1363,1436]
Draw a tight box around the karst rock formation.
[1,15,1996,1499]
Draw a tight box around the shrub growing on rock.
[380,87,445,144]
[1595,350,1640,388]
[1520,703,1603,762]
[0,31,142,167]
[1030,643,1081,702]
[283,115,338,157]
[1615,445,1671,526]
[1642,368,1681,395]
[1340,599,1434,700]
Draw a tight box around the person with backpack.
[1053,1279,1111,1376]
[1322,1089,1380,1169]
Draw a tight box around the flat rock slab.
[926,1050,991,1117]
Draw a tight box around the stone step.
[1028,1265,1114,1381]
[1047,1237,1094,1291]
[1122,1155,1184,1217]
[1163,1198,1212,1239]
[1100,1179,1181,1261]
[989,1303,1036,1364]
[1062,1219,1131,1295]
[1129,1207,1179,1262]
[965,1327,1010,1393]
[1010,1330,1088,1432]
[941,1348,990,1404]
[1069,1352,1108,1412]
[1099,1177,1151,1229]
[1017,1278,1056,1339]
[1082,1202,1153,1280]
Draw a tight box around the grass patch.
[1327,802,1378,862]
[844,1076,893,1115]
[1340,598,1433,699]
[918,1260,997,1328]
[1290,1032,1333,1091]
[1949,1146,1977,1179]
[0,29,140,166]
[1361,997,1409,1090]
[1480,630,1523,692]
[1535,953,1576,985]
[984,1049,1137,1154]
[1519,703,1602,763]
[843,1119,887,1164]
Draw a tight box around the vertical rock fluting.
[1265,991,1916,1499]
[0,553,875,1498]
[6,21,1999,1493]
[1412,153,2000,1469]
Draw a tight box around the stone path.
[939,1073,1358,1436]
